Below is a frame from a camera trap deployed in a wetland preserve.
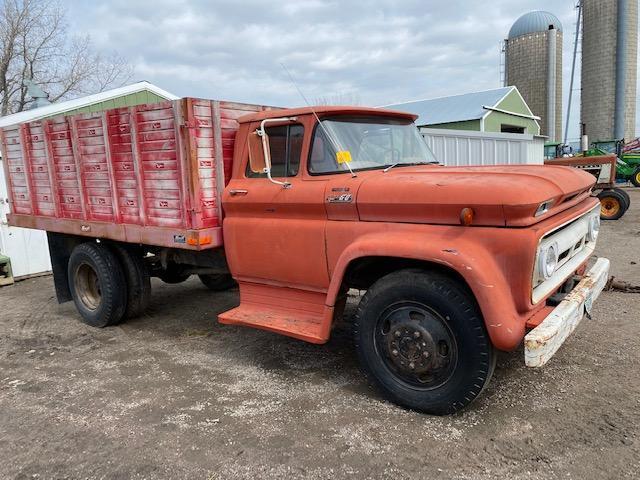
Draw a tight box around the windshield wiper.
[382,163,400,172]
[383,161,440,173]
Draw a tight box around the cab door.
[222,120,329,291]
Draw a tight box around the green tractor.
[590,139,640,187]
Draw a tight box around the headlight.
[538,243,559,280]
[587,214,600,242]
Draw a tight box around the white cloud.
[64,0,632,140]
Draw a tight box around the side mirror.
[248,118,297,188]
[248,129,267,174]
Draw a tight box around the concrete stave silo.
[581,0,638,142]
[505,11,563,141]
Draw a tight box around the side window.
[308,128,339,174]
[246,124,304,178]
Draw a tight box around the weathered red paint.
[2,102,598,353]
[1,98,271,250]
[220,107,596,351]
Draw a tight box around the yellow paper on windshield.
[336,150,352,164]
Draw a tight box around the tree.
[0,0,133,115]
[314,92,362,106]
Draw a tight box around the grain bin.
[581,0,638,142]
[505,11,563,141]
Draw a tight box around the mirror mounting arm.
[258,117,297,188]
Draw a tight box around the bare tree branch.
[0,0,133,115]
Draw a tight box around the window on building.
[501,124,526,134]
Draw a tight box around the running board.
[218,282,333,344]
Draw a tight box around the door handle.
[229,189,248,196]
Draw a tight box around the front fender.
[326,230,526,351]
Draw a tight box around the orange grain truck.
[1,98,609,414]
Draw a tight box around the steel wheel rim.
[374,301,458,390]
[600,198,620,218]
[74,263,101,311]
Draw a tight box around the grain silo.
[505,11,563,141]
[581,0,638,142]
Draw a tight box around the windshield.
[308,116,438,174]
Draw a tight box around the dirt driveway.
[1,189,639,479]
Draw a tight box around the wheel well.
[342,256,473,297]
[47,232,89,303]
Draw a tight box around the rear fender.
[326,231,525,351]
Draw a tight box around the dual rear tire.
[68,242,151,327]
[67,243,128,327]
[68,242,236,327]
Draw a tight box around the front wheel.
[353,269,496,415]
[631,168,640,188]
[597,189,627,220]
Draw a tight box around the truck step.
[218,282,331,344]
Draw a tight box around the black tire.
[198,273,237,291]
[67,242,126,327]
[615,188,631,213]
[597,189,626,220]
[157,263,191,284]
[353,269,496,415]
[631,167,640,188]
[109,243,151,319]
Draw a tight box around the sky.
[65,0,635,142]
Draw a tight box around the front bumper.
[524,257,610,367]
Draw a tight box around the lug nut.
[413,331,420,339]
[394,331,401,338]
[391,349,398,356]
[409,362,415,370]
[423,351,430,358]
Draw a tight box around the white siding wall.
[0,156,51,279]
[421,128,545,166]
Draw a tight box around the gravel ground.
[1,189,639,480]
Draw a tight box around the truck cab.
[219,106,608,414]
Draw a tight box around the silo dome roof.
[508,10,563,39]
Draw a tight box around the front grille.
[531,206,599,304]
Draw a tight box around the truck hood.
[355,165,595,227]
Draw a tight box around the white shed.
[420,128,545,167]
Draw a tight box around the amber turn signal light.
[460,207,474,226]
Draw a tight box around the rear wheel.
[616,188,631,212]
[598,189,626,220]
[157,262,191,284]
[68,242,126,327]
[631,168,640,188]
[353,269,496,415]
[109,244,151,319]
[198,273,236,291]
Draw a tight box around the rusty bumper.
[524,257,610,368]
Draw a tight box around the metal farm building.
[505,11,563,142]
[581,0,638,142]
